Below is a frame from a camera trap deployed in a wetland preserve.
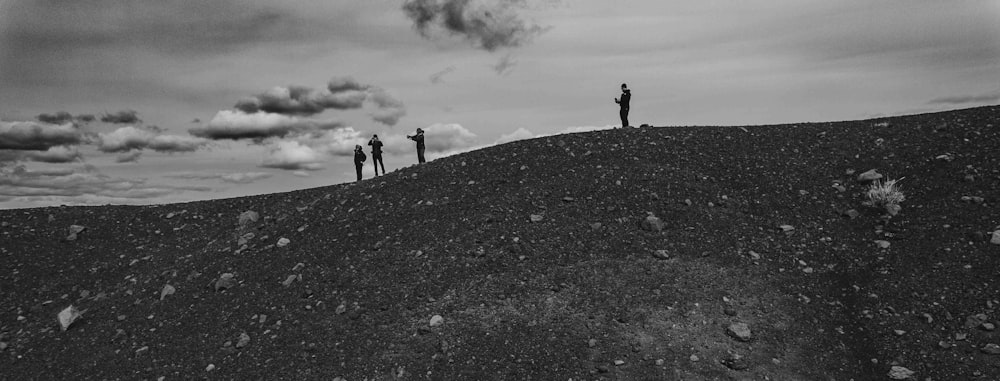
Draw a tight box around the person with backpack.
[614,83,631,128]
[353,144,366,182]
[407,128,425,163]
[368,134,385,175]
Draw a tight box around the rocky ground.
[1,105,998,380]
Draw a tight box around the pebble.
[135,346,149,356]
[238,211,259,225]
[236,332,250,348]
[842,209,859,219]
[277,238,290,247]
[875,240,891,249]
[588,339,597,348]
[982,344,1000,355]
[893,329,906,336]
[282,275,298,287]
[887,366,914,380]
[779,225,794,232]
[160,284,175,300]
[857,169,883,182]
[215,273,236,291]
[689,354,699,362]
[640,215,665,232]
[613,360,625,366]
[720,354,749,371]
[727,322,752,342]
[652,250,671,260]
[206,364,216,371]
[529,214,544,223]
[429,315,444,327]
[66,225,86,241]
[655,359,665,366]
[982,322,996,331]
[58,305,81,331]
[748,251,761,260]
[991,231,1000,245]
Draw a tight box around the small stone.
[720,354,749,371]
[938,341,953,349]
[588,339,597,348]
[802,267,814,274]
[991,231,1000,245]
[689,354,699,362]
[727,322,752,342]
[0,342,7,351]
[117,314,126,321]
[282,275,298,287]
[214,273,236,291]
[652,250,671,260]
[982,322,996,331]
[955,332,967,341]
[66,225,86,241]
[206,364,216,371]
[562,197,575,203]
[748,251,761,260]
[875,240,891,249]
[842,209,859,219]
[982,343,1000,355]
[529,214,544,223]
[160,284,175,300]
[833,184,847,193]
[724,308,737,317]
[238,211,259,226]
[885,204,901,216]
[893,329,906,336]
[236,332,250,348]
[684,199,692,206]
[640,215,665,232]
[57,305,81,331]
[779,225,794,232]
[857,169,883,182]
[613,360,625,366]
[277,237,290,247]
[135,346,149,356]
[887,366,915,379]
[429,315,444,327]
[589,222,602,230]
[335,304,347,315]
[292,263,305,272]
[655,358,665,366]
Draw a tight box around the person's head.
[621,83,628,90]
[416,128,423,133]
[355,144,362,151]
[372,134,379,141]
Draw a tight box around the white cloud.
[116,151,143,163]
[260,140,326,171]
[190,110,342,140]
[25,145,82,163]
[98,126,209,153]
[306,127,368,157]
[496,127,535,144]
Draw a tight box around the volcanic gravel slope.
[1,105,999,380]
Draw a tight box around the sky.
[1,0,998,209]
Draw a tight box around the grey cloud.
[928,89,1000,105]
[97,126,210,153]
[493,54,516,75]
[402,0,548,52]
[25,146,83,163]
[101,110,142,124]
[0,121,83,150]
[0,164,210,201]
[429,66,457,84]
[228,77,406,127]
[367,88,407,126]
[116,151,143,163]
[189,110,344,141]
[36,112,74,125]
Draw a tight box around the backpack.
[358,151,366,162]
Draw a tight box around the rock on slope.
[1,105,998,380]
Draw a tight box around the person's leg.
[418,147,425,163]
[355,163,362,181]
[372,155,379,176]
[620,108,627,128]
[378,156,385,174]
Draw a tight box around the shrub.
[867,178,905,206]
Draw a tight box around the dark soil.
[2,105,999,380]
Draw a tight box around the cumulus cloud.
[24,145,82,163]
[0,121,83,150]
[928,89,1000,105]
[116,151,142,163]
[385,123,478,155]
[430,66,457,84]
[260,140,326,171]
[305,127,369,157]
[100,110,142,124]
[231,77,406,126]
[402,0,548,52]
[496,127,535,144]
[190,110,343,141]
[0,164,210,203]
[97,126,210,153]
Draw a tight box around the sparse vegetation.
[867,178,905,207]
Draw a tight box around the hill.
[1,105,999,380]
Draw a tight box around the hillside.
[1,105,999,380]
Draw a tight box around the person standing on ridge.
[407,128,426,164]
[353,144,366,182]
[614,83,631,128]
[368,134,385,176]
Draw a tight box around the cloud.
[928,89,1000,105]
[291,170,310,177]
[116,151,143,163]
[306,127,369,157]
[0,121,83,150]
[97,126,210,153]
[496,127,534,144]
[493,53,517,75]
[165,171,273,184]
[190,110,343,141]
[0,164,210,203]
[24,145,82,163]
[402,0,548,52]
[260,140,326,171]
[430,66,457,84]
[100,110,142,124]
[229,77,406,126]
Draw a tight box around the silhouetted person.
[353,145,366,182]
[368,134,385,175]
[407,128,425,163]
[614,83,631,128]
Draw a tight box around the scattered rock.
[588,339,597,348]
[720,354,749,371]
[982,322,996,331]
[887,366,915,379]
[965,314,988,329]
[529,214,544,223]
[206,364,216,371]
[292,262,305,272]
[893,329,906,336]
[66,225,86,241]
[726,322,752,342]
[652,250,671,260]
[689,354,699,362]
[842,209,859,219]
[724,308,737,317]
[237,233,254,246]
[277,237,290,247]
[237,211,259,226]
[562,197,575,203]
[885,204,901,216]
[429,315,444,327]
[215,273,236,292]
[991,231,1000,245]
[640,215,665,232]
[779,225,794,232]
[335,304,347,315]
[875,240,891,249]
[282,275,298,287]
[857,169,883,182]
[236,332,250,349]
[135,346,149,356]
[833,184,847,193]
[160,284,175,300]
[982,343,1000,355]
[613,360,625,366]
[58,305,81,331]
[655,359,665,366]
[748,251,761,260]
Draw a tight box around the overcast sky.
[1,0,998,209]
